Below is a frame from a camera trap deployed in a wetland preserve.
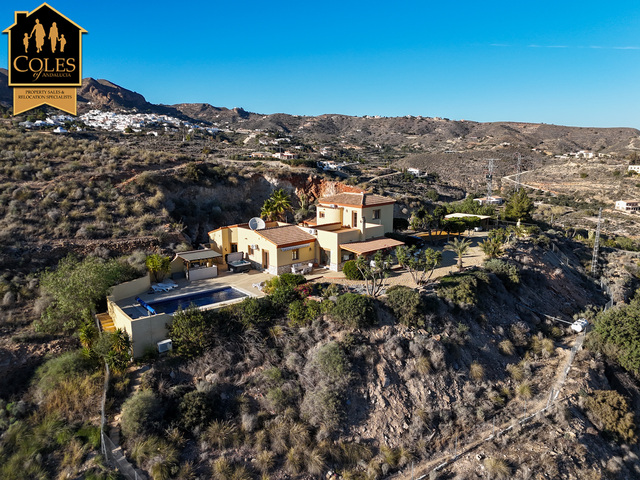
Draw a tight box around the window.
[373,209,381,220]
[292,249,299,261]
[248,245,254,255]
[319,211,325,218]
[231,243,238,253]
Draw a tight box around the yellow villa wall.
[317,228,361,269]
[362,204,394,233]
[109,274,150,301]
[316,205,342,225]
[107,296,173,358]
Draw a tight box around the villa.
[208,192,403,273]
[102,192,402,358]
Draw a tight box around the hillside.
[1,77,640,480]
[1,70,638,157]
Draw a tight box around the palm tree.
[270,189,293,221]
[261,189,293,222]
[445,237,472,271]
[480,238,503,259]
[260,198,277,221]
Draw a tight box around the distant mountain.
[0,68,11,107]
[77,78,152,111]
[0,71,638,156]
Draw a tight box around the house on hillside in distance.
[208,192,403,273]
[615,200,640,212]
[473,196,503,206]
[628,165,640,174]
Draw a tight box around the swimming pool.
[148,286,248,315]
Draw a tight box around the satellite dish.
[248,217,266,231]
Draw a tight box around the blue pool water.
[148,287,248,315]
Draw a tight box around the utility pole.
[515,152,522,191]
[486,158,496,201]
[591,207,602,276]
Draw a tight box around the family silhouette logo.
[3,3,87,115]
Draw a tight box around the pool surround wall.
[107,275,252,358]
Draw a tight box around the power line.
[486,158,496,200]
[591,207,602,276]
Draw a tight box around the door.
[320,249,330,266]
[262,250,269,270]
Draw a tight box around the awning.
[176,249,222,262]
[339,237,404,255]
[281,243,313,252]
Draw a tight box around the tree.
[168,307,208,358]
[37,255,138,333]
[410,207,431,231]
[479,238,503,259]
[146,254,171,283]
[93,328,132,373]
[261,188,293,222]
[386,285,424,327]
[445,237,472,271]
[395,245,442,285]
[261,198,277,221]
[504,190,534,222]
[354,250,391,297]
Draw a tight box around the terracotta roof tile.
[257,225,317,247]
[318,192,395,207]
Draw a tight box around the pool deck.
[116,269,274,319]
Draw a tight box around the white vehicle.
[571,318,589,333]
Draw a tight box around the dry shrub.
[256,450,274,473]
[417,356,432,375]
[585,390,637,443]
[206,420,238,449]
[498,339,515,356]
[483,457,511,479]
[41,375,102,423]
[285,447,304,475]
[516,382,533,400]
[470,361,485,381]
[506,363,524,381]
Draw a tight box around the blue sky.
[3,1,640,127]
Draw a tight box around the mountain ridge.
[0,69,638,155]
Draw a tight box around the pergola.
[175,249,222,274]
[339,237,405,256]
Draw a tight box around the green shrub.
[33,350,95,395]
[179,391,214,431]
[168,307,208,358]
[235,297,273,329]
[591,291,640,377]
[287,299,322,327]
[120,390,164,440]
[332,293,377,328]
[342,260,363,280]
[300,385,342,432]
[37,255,139,333]
[310,342,350,382]
[264,273,306,293]
[386,285,424,328]
[484,259,520,286]
[585,390,637,443]
[436,271,488,306]
[269,284,298,312]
